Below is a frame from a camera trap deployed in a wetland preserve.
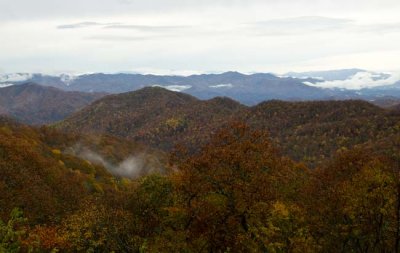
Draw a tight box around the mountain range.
[1,69,400,105]
[0,71,399,167]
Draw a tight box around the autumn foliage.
[1,114,400,252]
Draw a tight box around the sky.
[1,0,400,75]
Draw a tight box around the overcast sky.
[1,0,400,75]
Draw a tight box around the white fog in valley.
[68,144,162,178]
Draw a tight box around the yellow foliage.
[0,126,12,135]
[51,149,62,155]
[165,118,185,130]
[272,201,289,218]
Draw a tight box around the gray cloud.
[247,16,354,36]
[1,0,400,23]
[0,0,267,22]
[2,0,400,74]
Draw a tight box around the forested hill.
[241,100,400,165]
[56,87,400,166]
[390,103,400,112]
[55,86,246,150]
[0,83,105,125]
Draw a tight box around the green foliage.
[61,203,130,252]
[0,208,27,253]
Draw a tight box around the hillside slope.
[0,116,165,224]
[390,103,400,112]
[57,87,245,150]
[0,83,105,125]
[241,100,400,165]
[56,87,400,166]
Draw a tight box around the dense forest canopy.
[0,85,398,252]
[0,101,399,252]
[57,87,400,167]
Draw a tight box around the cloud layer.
[1,0,400,75]
[305,71,400,90]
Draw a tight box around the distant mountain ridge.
[0,83,106,125]
[1,70,400,105]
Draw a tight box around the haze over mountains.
[1,69,400,105]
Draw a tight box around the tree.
[171,123,311,252]
[0,208,28,253]
[307,148,399,252]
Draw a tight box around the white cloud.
[0,73,32,82]
[210,84,233,88]
[0,83,14,88]
[305,71,400,90]
[152,84,192,92]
